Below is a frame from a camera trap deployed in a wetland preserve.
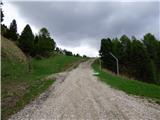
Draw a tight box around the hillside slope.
[1,36,27,63]
[92,60,160,102]
[1,36,84,120]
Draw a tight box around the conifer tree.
[19,24,34,55]
[9,19,18,40]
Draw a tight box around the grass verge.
[92,60,160,102]
[1,54,84,120]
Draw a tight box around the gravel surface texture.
[9,60,160,120]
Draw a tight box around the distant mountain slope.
[1,36,27,63]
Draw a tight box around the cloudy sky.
[2,0,160,57]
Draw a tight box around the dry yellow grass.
[1,36,27,63]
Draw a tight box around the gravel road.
[9,60,160,120]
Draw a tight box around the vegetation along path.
[9,60,160,120]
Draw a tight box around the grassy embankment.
[1,36,84,120]
[92,59,160,102]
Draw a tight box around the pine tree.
[1,2,4,22]
[145,59,158,83]
[18,24,34,55]
[8,19,18,41]
[37,27,56,57]
[99,38,115,71]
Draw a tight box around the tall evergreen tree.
[145,59,158,83]
[0,2,4,22]
[157,41,160,71]
[1,10,4,22]
[120,35,132,62]
[143,33,158,60]
[32,35,39,56]
[8,19,18,40]
[18,24,34,55]
[143,33,159,83]
[130,38,148,80]
[99,38,115,71]
[36,27,56,56]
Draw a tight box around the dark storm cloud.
[11,1,159,49]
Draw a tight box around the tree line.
[1,3,87,58]
[99,34,160,85]
[1,19,56,58]
[1,19,87,58]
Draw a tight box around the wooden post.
[99,58,101,71]
[27,55,32,72]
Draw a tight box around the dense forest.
[99,34,160,85]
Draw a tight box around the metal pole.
[109,52,119,75]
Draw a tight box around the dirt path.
[9,60,160,120]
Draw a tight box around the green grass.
[92,60,160,102]
[32,54,83,77]
[1,54,83,120]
